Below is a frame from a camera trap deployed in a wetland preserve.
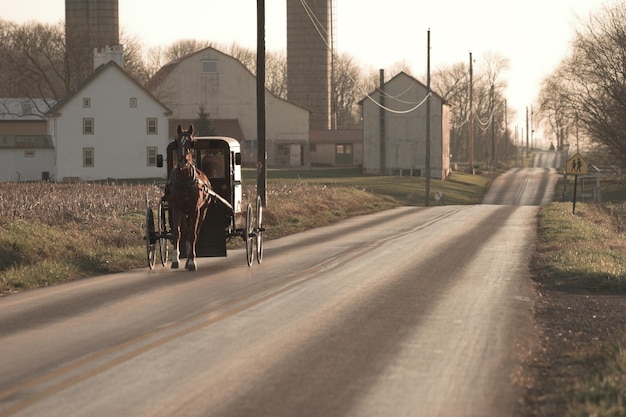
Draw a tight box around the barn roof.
[46,61,171,116]
[0,98,56,120]
[149,46,309,113]
[168,119,245,141]
[358,71,449,106]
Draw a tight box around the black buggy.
[144,136,264,269]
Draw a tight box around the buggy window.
[200,149,226,178]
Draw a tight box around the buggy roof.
[192,136,241,151]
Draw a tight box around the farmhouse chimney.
[93,44,124,69]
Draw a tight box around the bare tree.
[228,42,256,73]
[559,2,626,164]
[332,52,364,128]
[0,18,158,108]
[0,19,68,102]
[432,62,471,161]
[265,50,288,100]
[431,53,513,165]
[538,2,626,165]
[164,39,214,62]
[144,45,166,79]
[120,31,151,85]
[538,66,575,151]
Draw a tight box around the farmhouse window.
[147,118,158,134]
[83,118,94,134]
[201,59,218,73]
[83,148,94,167]
[147,147,157,166]
[129,97,137,107]
[83,98,90,108]
[336,144,352,155]
[24,150,35,158]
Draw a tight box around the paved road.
[0,152,560,417]
[482,151,561,205]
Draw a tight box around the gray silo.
[287,0,332,130]
[65,0,119,82]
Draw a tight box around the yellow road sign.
[565,152,588,175]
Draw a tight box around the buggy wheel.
[245,203,254,266]
[158,200,169,267]
[255,195,264,264]
[145,207,156,269]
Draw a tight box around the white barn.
[46,61,171,182]
[362,72,451,179]
[149,47,310,167]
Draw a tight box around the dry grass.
[0,182,160,293]
[0,181,161,226]
[0,180,399,295]
[262,181,398,239]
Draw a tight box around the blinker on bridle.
[178,133,194,164]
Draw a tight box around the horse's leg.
[188,198,210,271]
[170,209,181,269]
[185,210,199,271]
[187,194,209,271]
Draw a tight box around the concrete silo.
[287,0,332,130]
[65,0,120,82]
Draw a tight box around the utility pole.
[425,29,431,206]
[521,127,524,164]
[256,0,267,206]
[379,69,385,174]
[490,83,495,163]
[515,124,518,166]
[504,99,508,162]
[531,106,535,149]
[469,52,474,174]
[525,106,529,157]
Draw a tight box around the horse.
[165,124,213,271]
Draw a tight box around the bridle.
[171,132,210,194]
[177,132,194,167]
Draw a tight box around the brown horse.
[165,124,212,271]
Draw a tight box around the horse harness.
[168,131,212,212]
[170,164,210,193]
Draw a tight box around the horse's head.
[175,124,196,166]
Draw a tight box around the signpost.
[565,152,588,214]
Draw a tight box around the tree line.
[538,2,626,167]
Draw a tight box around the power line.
[298,0,432,114]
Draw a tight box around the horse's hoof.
[185,260,196,271]
[171,262,179,269]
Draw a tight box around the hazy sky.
[4,0,602,137]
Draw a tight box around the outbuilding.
[361,71,450,179]
[0,98,55,182]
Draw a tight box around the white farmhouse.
[46,61,171,182]
[149,47,310,167]
[361,72,451,179]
